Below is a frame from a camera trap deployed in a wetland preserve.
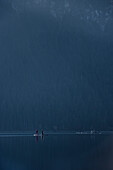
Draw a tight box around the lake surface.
[0,134,113,170]
[0,0,113,131]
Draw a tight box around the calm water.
[0,135,113,170]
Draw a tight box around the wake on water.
[0,131,113,137]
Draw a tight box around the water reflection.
[35,135,44,142]
[0,135,113,170]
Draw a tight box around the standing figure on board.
[36,129,38,135]
[41,130,44,136]
[41,130,44,140]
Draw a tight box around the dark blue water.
[0,0,113,131]
[0,135,113,170]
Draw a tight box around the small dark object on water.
[36,130,38,134]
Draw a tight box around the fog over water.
[0,0,113,131]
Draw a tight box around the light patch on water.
[11,0,113,32]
